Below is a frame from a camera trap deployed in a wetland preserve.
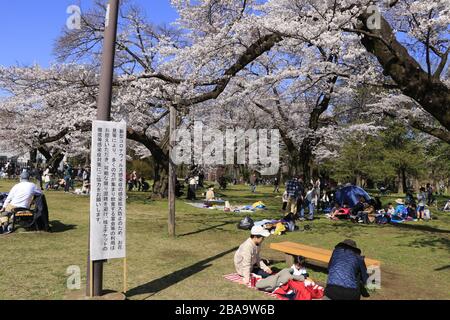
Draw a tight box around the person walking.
[285,177,299,215]
[63,163,73,193]
[250,173,257,193]
[273,177,280,193]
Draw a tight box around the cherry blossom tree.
[1,0,448,194]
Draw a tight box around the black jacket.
[33,194,50,232]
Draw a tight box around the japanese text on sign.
[90,120,127,261]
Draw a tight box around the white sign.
[90,120,127,261]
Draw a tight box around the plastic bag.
[238,216,254,230]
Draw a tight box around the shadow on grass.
[391,223,450,234]
[435,265,450,271]
[126,246,239,300]
[178,221,236,237]
[49,220,77,233]
[407,236,450,252]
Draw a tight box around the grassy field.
[0,179,449,300]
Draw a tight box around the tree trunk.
[38,147,65,173]
[401,168,408,193]
[358,12,450,131]
[127,127,170,199]
[397,172,404,194]
[151,161,169,198]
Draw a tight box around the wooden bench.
[269,241,381,269]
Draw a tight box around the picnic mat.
[223,273,325,300]
[223,273,287,300]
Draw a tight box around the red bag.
[274,280,324,300]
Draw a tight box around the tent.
[334,185,371,208]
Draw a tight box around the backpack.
[423,209,431,220]
[238,216,254,230]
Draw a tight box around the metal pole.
[168,105,177,237]
[96,0,120,121]
[86,0,120,297]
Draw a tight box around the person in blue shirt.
[393,199,407,219]
[325,239,369,300]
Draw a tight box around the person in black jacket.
[351,197,367,222]
[325,239,369,300]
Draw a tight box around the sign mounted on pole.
[90,120,127,261]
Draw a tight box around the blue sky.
[0,0,178,67]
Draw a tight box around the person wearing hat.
[234,226,273,285]
[325,239,369,300]
[0,171,42,229]
[394,198,407,217]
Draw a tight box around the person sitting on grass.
[391,199,407,222]
[291,255,309,278]
[394,199,407,216]
[326,203,341,219]
[81,180,90,195]
[366,199,377,223]
[234,226,273,286]
[407,203,418,221]
[324,239,369,300]
[351,197,366,221]
[386,203,395,216]
[205,187,215,201]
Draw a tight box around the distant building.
[0,150,33,166]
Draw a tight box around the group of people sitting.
[233,226,370,300]
[127,171,150,192]
[325,195,431,224]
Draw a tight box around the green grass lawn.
[0,179,449,300]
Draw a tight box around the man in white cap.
[0,171,42,213]
[234,225,272,285]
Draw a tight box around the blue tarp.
[335,185,371,208]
